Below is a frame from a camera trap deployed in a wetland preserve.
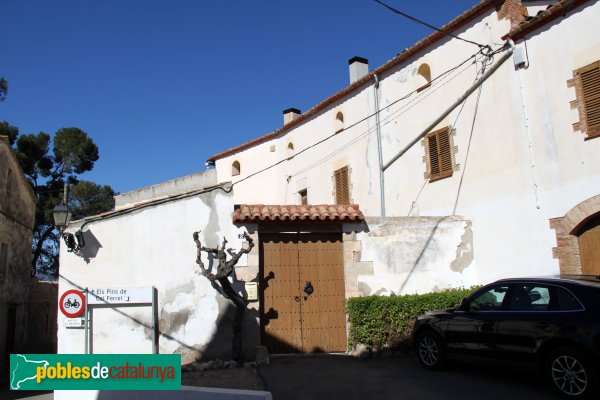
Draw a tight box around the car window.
[469,285,509,311]
[553,286,584,311]
[508,284,550,311]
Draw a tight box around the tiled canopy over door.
[260,233,346,353]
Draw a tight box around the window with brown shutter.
[575,61,600,139]
[426,127,454,182]
[334,166,350,204]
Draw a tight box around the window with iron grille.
[574,61,600,139]
[334,166,350,204]
[425,127,454,182]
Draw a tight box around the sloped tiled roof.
[504,0,592,40]
[232,204,365,223]
[207,0,499,163]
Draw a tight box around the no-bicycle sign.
[59,289,85,318]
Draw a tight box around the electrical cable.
[231,48,488,188]
[373,0,488,49]
[289,54,478,178]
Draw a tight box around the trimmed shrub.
[346,286,480,352]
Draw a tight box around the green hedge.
[346,286,480,351]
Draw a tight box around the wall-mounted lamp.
[52,185,85,252]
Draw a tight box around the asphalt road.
[258,354,559,400]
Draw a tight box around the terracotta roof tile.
[503,0,592,40]
[232,204,365,223]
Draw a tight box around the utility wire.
[373,0,487,49]
[290,54,478,178]
[231,48,486,188]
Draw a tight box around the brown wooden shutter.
[579,61,600,136]
[439,129,453,176]
[334,166,350,204]
[427,127,453,181]
[428,135,440,178]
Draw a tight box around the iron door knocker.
[304,281,314,295]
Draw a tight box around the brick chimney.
[496,0,528,30]
[349,56,369,84]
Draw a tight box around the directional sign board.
[59,289,85,318]
[88,287,153,305]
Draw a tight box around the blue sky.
[1,0,477,194]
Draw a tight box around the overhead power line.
[373,0,487,49]
[231,47,489,188]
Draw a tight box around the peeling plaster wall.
[57,189,258,363]
[348,217,477,296]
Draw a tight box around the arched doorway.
[550,194,600,274]
[577,214,600,275]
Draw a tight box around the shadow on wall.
[70,229,102,264]
[59,274,262,363]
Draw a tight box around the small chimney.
[348,56,369,84]
[283,108,301,125]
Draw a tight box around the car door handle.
[535,322,549,329]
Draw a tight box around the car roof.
[494,274,600,288]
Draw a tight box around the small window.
[416,63,431,92]
[287,142,294,151]
[0,242,8,276]
[335,112,344,133]
[232,160,241,176]
[469,285,509,311]
[573,61,600,139]
[425,127,454,182]
[269,145,276,153]
[334,166,350,204]
[298,189,308,205]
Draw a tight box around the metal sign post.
[83,286,158,354]
[84,288,89,354]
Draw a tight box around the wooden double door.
[260,233,347,353]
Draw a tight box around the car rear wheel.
[416,331,446,370]
[546,347,597,399]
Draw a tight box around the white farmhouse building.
[206,0,600,352]
[58,0,600,358]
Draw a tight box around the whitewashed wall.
[213,2,600,288]
[57,189,250,364]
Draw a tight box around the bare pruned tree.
[193,230,255,362]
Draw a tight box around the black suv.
[413,275,600,399]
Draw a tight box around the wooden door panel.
[579,221,600,275]
[261,233,346,354]
[261,236,302,353]
[299,234,346,353]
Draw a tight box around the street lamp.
[52,202,72,231]
[52,185,84,252]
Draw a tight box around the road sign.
[87,287,153,305]
[59,289,85,318]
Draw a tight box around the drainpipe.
[382,46,514,172]
[374,74,386,217]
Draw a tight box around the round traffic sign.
[59,289,85,318]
